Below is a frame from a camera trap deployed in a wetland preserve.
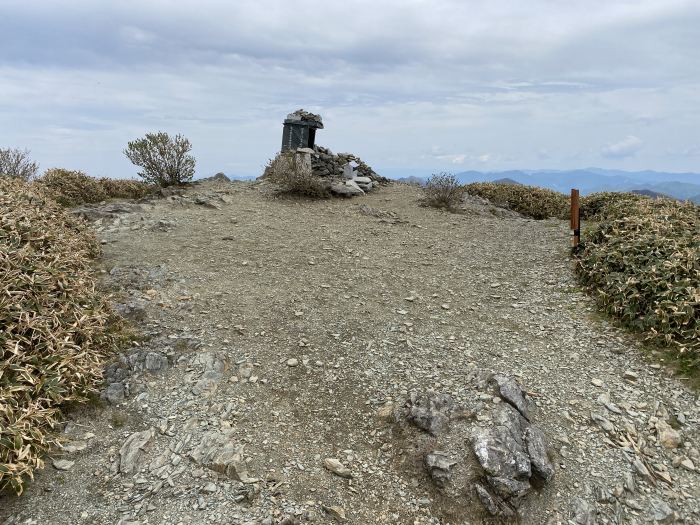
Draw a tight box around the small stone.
[650,499,674,523]
[657,422,681,449]
[680,458,695,471]
[572,498,596,525]
[119,428,154,474]
[623,370,638,381]
[632,458,653,481]
[201,482,217,494]
[104,382,125,404]
[591,379,603,387]
[52,459,75,471]
[323,505,346,522]
[286,358,299,367]
[323,458,352,478]
[424,451,457,486]
[625,498,644,511]
[376,403,394,421]
[590,412,615,433]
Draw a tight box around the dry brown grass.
[420,173,466,210]
[465,182,569,220]
[0,178,116,494]
[264,152,330,198]
[36,169,152,207]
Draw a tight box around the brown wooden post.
[571,188,580,247]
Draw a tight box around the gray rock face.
[104,382,125,404]
[472,403,555,517]
[424,451,458,487]
[190,430,259,483]
[524,425,555,485]
[144,352,168,373]
[191,351,227,395]
[650,499,674,523]
[344,180,365,195]
[572,498,597,525]
[119,428,154,474]
[491,374,532,420]
[406,392,454,435]
[330,182,363,197]
[474,405,531,481]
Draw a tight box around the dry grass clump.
[420,173,465,210]
[0,178,115,494]
[465,182,569,220]
[580,191,649,221]
[575,198,700,372]
[264,152,330,198]
[37,169,151,207]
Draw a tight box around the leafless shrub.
[421,173,465,210]
[0,148,39,181]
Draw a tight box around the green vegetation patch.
[575,197,700,372]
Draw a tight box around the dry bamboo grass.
[0,178,115,494]
[575,198,700,371]
[37,168,151,207]
[465,182,570,220]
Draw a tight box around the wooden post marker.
[571,188,581,248]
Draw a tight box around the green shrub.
[264,151,330,198]
[421,173,465,210]
[575,198,700,371]
[0,148,39,181]
[465,182,569,220]
[37,169,151,207]
[124,132,195,187]
[0,178,115,494]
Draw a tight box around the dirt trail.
[1,181,698,525]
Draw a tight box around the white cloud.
[601,136,643,159]
[0,1,698,175]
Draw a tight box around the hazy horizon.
[1,1,699,179]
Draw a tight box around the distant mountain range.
[394,168,700,203]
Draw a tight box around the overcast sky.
[1,0,699,178]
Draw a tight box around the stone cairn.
[272,109,387,197]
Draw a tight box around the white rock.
[119,428,154,474]
[52,459,75,471]
[323,458,353,478]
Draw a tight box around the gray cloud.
[0,0,699,176]
[601,136,643,159]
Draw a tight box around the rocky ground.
[1,180,698,525]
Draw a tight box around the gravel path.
[1,181,698,525]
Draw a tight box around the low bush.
[580,191,649,221]
[124,132,195,187]
[465,182,569,220]
[264,151,330,198]
[37,169,151,207]
[98,177,152,201]
[575,198,700,371]
[0,178,115,494]
[0,148,39,181]
[421,173,465,210]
